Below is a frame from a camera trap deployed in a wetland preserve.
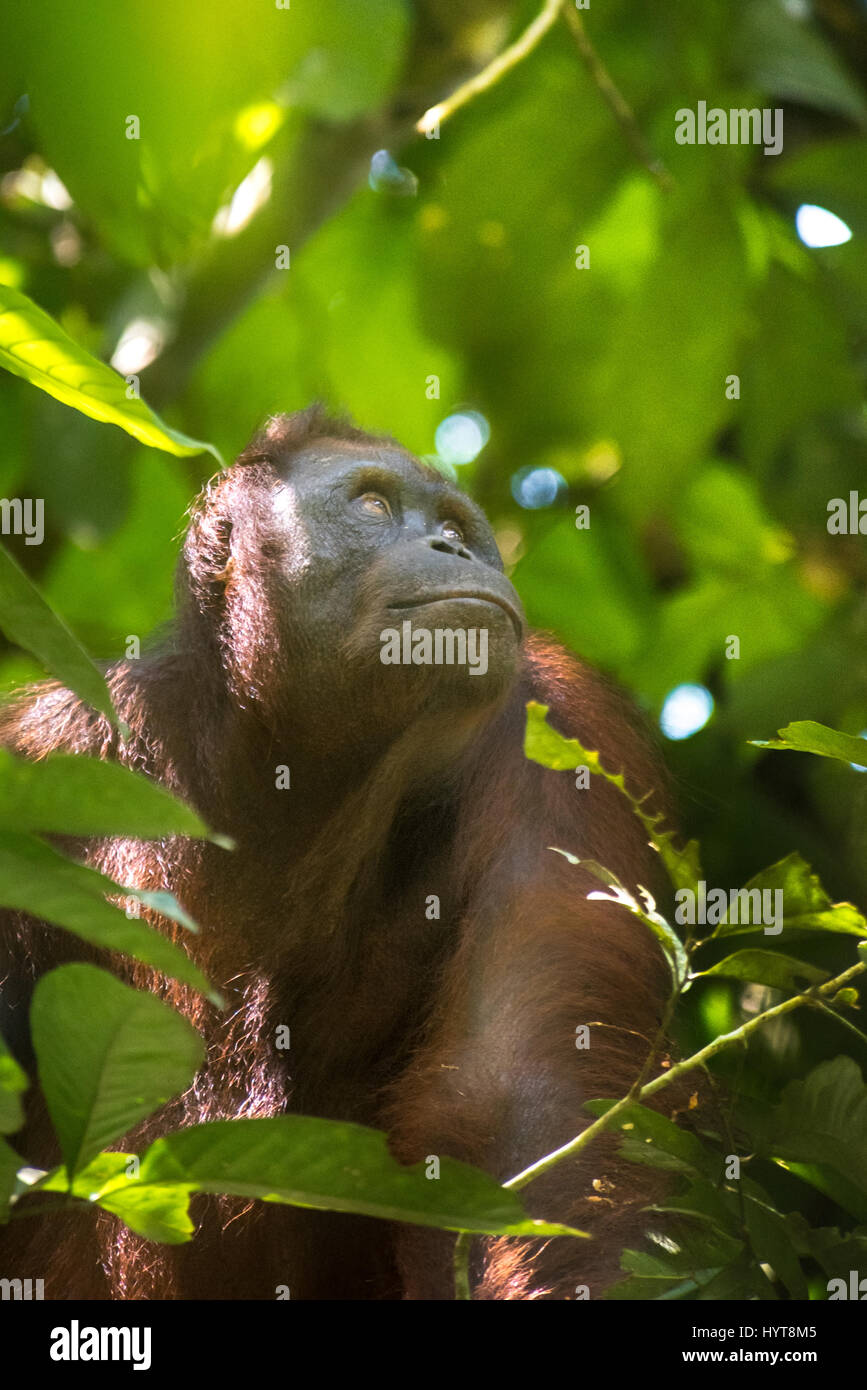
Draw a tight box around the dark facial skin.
[267,438,526,730]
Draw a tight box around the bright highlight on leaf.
[0,284,221,461]
[212,158,274,239]
[233,100,284,151]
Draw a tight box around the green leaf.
[699,949,829,992]
[690,1258,776,1301]
[584,1100,719,1179]
[555,851,689,992]
[129,1117,579,1239]
[744,1194,809,1299]
[604,1272,713,1300]
[0,1035,28,1135]
[758,1058,867,1196]
[511,517,651,669]
[773,1161,867,1223]
[282,0,410,122]
[0,1139,22,1221]
[0,545,117,725]
[524,701,701,892]
[768,136,867,233]
[751,719,867,767]
[42,1150,130,1194]
[832,987,860,1008]
[711,853,867,940]
[30,964,204,1176]
[620,1222,743,1279]
[594,190,749,511]
[95,1180,196,1244]
[673,462,793,577]
[0,830,217,1000]
[627,570,823,703]
[0,284,219,459]
[648,1178,739,1236]
[42,448,191,644]
[733,0,867,124]
[740,263,861,468]
[0,748,215,841]
[782,1210,867,1279]
[43,1155,196,1244]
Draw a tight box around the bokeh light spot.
[368,150,418,197]
[660,684,714,741]
[435,411,490,465]
[510,466,566,509]
[795,204,852,248]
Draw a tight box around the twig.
[504,960,865,1192]
[450,948,862,1294]
[415,0,566,135]
[415,0,673,195]
[562,7,674,192]
[453,1231,472,1300]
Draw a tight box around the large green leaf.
[673,462,793,577]
[0,830,216,1000]
[42,447,189,646]
[0,748,213,840]
[0,284,218,458]
[126,1117,579,1238]
[31,964,204,1175]
[740,262,860,468]
[757,1058,867,1195]
[768,137,867,233]
[511,515,651,670]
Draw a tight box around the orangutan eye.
[357,492,392,518]
[442,520,464,543]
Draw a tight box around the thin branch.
[809,994,867,1048]
[561,7,674,192]
[415,0,566,135]
[504,960,865,1193]
[453,1232,472,1300]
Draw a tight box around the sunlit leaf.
[0,285,219,459]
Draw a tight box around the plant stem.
[415,0,566,135]
[561,7,674,192]
[453,1231,472,1300]
[504,960,865,1192]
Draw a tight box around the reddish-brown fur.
[0,409,677,1299]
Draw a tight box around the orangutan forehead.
[286,440,453,494]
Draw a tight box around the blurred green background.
[1,0,866,920]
